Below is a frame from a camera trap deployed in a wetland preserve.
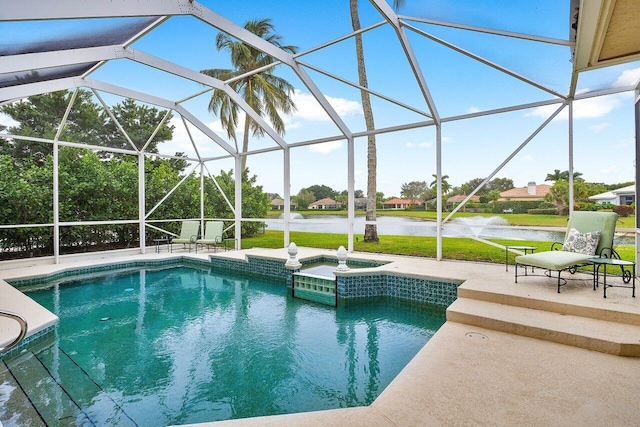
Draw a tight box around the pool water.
[11,266,446,426]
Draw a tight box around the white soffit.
[574,0,640,72]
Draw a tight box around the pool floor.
[1,265,445,426]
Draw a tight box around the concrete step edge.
[447,298,640,357]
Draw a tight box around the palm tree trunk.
[350,0,379,243]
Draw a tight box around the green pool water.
[10,265,446,426]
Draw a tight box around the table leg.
[505,247,509,271]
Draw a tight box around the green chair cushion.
[515,251,593,271]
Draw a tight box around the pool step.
[447,298,640,357]
[4,350,92,426]
[0,359,46,426]
[1,346,136,426]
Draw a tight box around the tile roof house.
[499,182,551,201]
[588,184,635,205]
[271,198,297,210]
[382,198,424,210]
[354,197,368,210]
[309,197,340,209]
[446,194,480,208]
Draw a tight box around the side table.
[588,257,635,298]
[153,238,169,253]
[505,245,536,271]
[223,238,237,252]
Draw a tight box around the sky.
[2,0,639,198]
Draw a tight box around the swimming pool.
[3,265,446,426]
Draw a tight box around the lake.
[265,215,634,245]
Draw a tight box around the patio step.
[447,298,640,357]
[458,281,640,326]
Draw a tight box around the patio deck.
[1,247,639,426]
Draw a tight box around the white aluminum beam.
[370,0,441,123]
[82,78,237,156]
[127,48,289,150]
[404,23,568,100]
[0,46,122,74]
[0,77,78,103]
[400,16,574,47]
[444,102,568,223]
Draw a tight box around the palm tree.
[201,19,297,171]
[546,169,583,181]
[545,169,563,181]
[350,0,404,243]
[430,174,451,195]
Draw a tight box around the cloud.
[614,137,633,149]
[520,154,535,162]
[525,93,621,120]
[588,123,611,133]
[288,89,362,122]
[167,116,229,157]
[0,112,18,129]
[598,164,618,175]
[406,141,433,149]
[613,67,640,87]
[309,140,343,154]
[467,106,481,114]
[442,136,453,143]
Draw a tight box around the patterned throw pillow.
[562,228,601,255]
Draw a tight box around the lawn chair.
[196,221,224,253]
[170,220,200,253]
[514,211,623,292]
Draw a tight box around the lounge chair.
[196,221,224,253]
[170,220,200,253]
[514,211,620,293]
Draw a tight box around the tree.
[486,177,514,193]
[544,179,590,214]
[545,169,583,181]
[430,174,451,194]
[1,90,103,166]
[400,181,428,203]
[201,18,297,172]
[295,189,315,209]
[545,169,563,181]
[1,90,175,164]
[101,98,174,154]
[205,168,270,236]
[303,184,337,201]
[350,0,404,243]
[350,0,375,241]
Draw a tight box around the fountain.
[279,212,304,219]
[451,216,509,238]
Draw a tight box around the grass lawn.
[242,230,636,268]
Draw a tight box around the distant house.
[381,198,423,210]
[498,182,551,201]
[309,197,340,209]
[588,184,635,205]
[354,197,368,210]
[446,194,480,209]
[271,198,297,210]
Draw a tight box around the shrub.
[527,208,559,215]
[612,204,634,217]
